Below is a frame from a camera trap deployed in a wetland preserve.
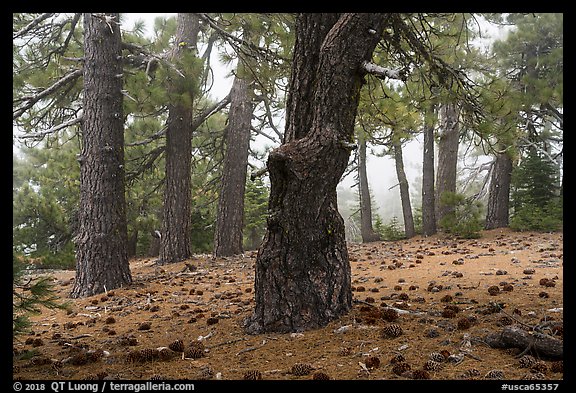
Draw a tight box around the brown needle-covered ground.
[13,228,563,381]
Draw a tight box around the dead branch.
[484,325,563,359]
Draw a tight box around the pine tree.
[13,253,68,335]
[510,148,562,231]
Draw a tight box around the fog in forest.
[338,139,422,229]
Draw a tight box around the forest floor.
[13,228,564,382]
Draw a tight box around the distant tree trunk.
[148,234,160,257]
[421,105,437,237]
[244,13,388,334]
[358,137,381,243]
[246,227,260,251]
[213,69,254,257]
[392,138,415,238]
[485,151,513,229]
[70,13,132,298]
[435,102,460,228]
[158,14,199,264]
[127,230,138,258]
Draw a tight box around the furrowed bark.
[245,13,389,334]
[71,13,131,298]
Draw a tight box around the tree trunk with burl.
[245,13,389,334]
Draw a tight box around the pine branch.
[126,126,168,147]
[13,13,55,39]
[250,126,279,144]
[13,69,83,120]
[196,13,288,64]
[17,116,82,141]
[191,94,231,130]
[125,146,165,183]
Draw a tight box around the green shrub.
[31,242,76,270]
[510,198,563,232]
[438,192,483,239]
[375,216,406,241]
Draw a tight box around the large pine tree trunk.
[213,72,254,257]
[392,138,416,238]
[435,102,460,227]
[244,13,388,334]
[421,106,437,237]
[71,13,131,298]
[358,137,381,243]
[159,14,199,264]
[485,151,513,229]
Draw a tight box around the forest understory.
[13,228,563,381]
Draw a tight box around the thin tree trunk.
[358,137,381,243]
[392,138,415,238]
[245,13,389,334]
[158,14,200,264]
[71,13,131,298]
[213,66,254,257]
[485,151,513,229]
[435,102,460,228]
[421,105,437,237]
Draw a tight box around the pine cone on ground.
[381,307,399,322]
[457,317,472,330]
[243,370,262,380]
[380,324,403,338]
[411,369,431,379]
[484,369,505,379]
[428,352,446,363]
[364,356,380,369]
[311,371,331,380]
[392,362,411,376]
[168,339,185,352]
[518,355,537,368]
[550,361,563,373]
[530,361,548,374]
[184,347,204,359]
[291,362,314,376]
[487,285,500,296]
[141,348,160,362]
[423,360,443,371]
[157,347,175,361]
[457,368,480,380]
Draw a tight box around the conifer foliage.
[13,254,68,335]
